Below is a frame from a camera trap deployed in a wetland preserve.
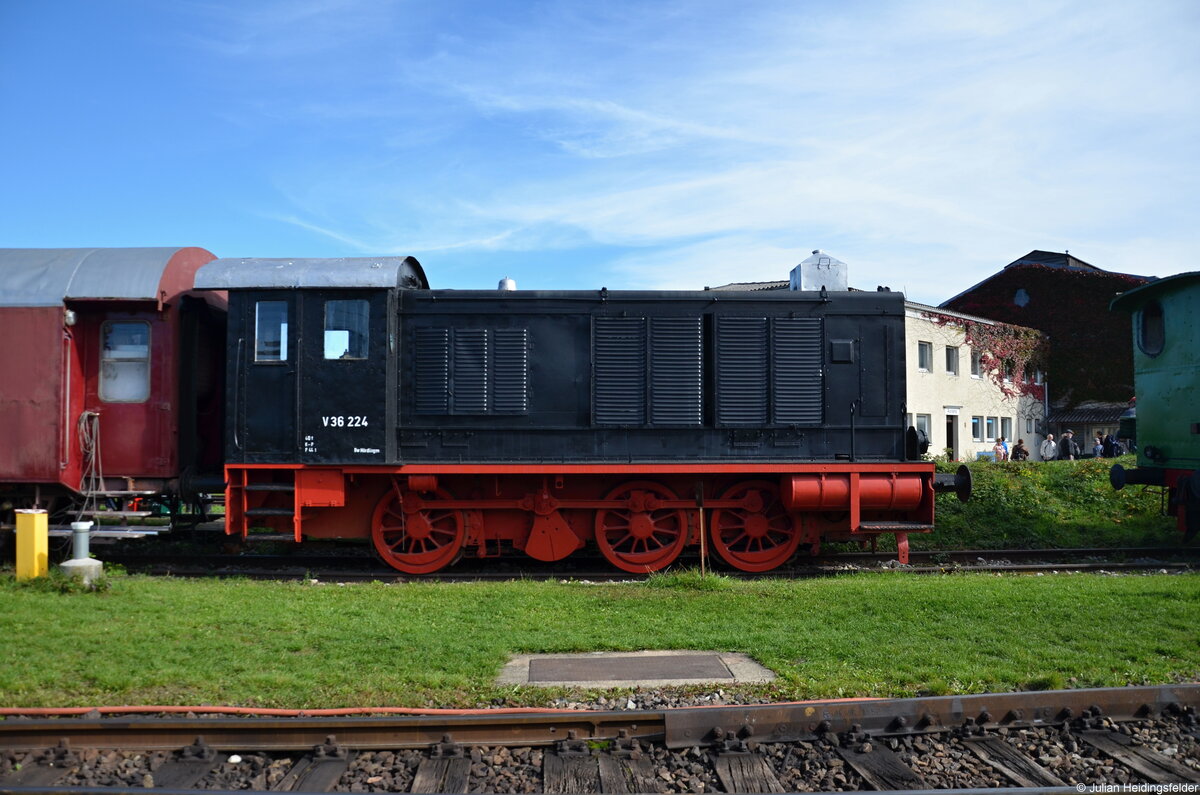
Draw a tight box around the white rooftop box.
[790,249,848,292]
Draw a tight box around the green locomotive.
[1109,271,1200,540]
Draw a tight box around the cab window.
[1138,300,1164,357]
[100,321,151,402]
[324,300,369,359]
[255,301,288,362]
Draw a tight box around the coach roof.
[195,256,429,291]
[0,247,213,307]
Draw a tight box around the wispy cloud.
[263,213,378,251]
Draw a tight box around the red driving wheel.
[594,481,688,573]
[371,486,464,574]
[710,480,799,572]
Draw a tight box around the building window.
[970,349,982,377]
[971,416,983,442]
[324,300,369,360]
[1001,417,1012,440]
[255,301,288,362]
[100,321,151,403]
[945,346,958,375]
[1026,418,1033,434]
[985,416,997,441]
[917,341,932,371]
[916,414,931,439]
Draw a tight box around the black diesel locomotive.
[195,256,969,574]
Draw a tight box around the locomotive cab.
[197,256,427,466]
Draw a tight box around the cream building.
[905,301,1048,461]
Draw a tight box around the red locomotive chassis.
[226,462,947,573]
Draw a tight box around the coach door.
[299,291,390,463]
[239,294,297,459]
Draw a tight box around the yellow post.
[15,509,49,580]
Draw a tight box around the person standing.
[992,436,1008,461]
[1040,433,1058,461]
[1060,430,1079,461]
[1011,439,1030,461]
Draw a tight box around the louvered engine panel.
[772,317,823,425]
[594,317,646,425]
[716,317,768,425]
[453,329,489,414]
[492,328,529,414]
[650,317,702,425]
[414,328,449,414]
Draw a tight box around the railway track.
[96,545,1200,581]
[2,686,1198,793]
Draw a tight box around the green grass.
[923,454,1176,550]
[1,571,1197,708]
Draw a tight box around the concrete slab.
[498,650,776,688]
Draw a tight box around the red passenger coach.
[0,248,226,522]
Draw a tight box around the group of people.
[1091,432,1125,458]
[997,430,1125,461]
[990,436,1028,461]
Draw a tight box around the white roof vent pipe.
[498,277,517,291]
[790,249,848,292]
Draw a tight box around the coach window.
[255,301,288,362]
[100,321,151,402]
[324,300,369,360]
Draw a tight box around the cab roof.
[195,256,429,291]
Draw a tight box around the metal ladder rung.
[244,507,296,517]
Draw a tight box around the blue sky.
[2,0,1197,305]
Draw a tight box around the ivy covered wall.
[941,263,1147,407]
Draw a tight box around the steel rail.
[0,788,1087,795]
[101,545,1200,565]
[1,685,1196,753]
[664,683,1200,748]
[97,558,1197,583]
[0,711,661,753]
